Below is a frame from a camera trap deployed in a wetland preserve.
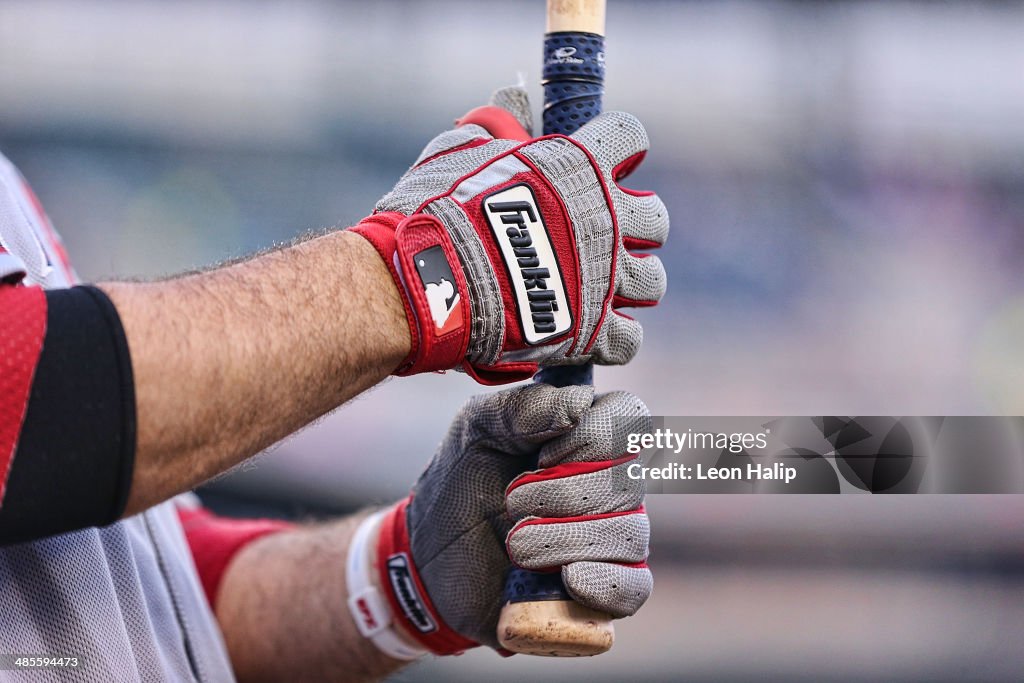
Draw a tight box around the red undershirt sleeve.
[176,503,296,609]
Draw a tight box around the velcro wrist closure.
[375,499,478,656]
[346,510,428,661]
[392,214,471,376]
[349,215,422,374]
[350,214,472,377]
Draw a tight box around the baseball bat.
[496,0,613,657]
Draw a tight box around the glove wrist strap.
[346,510,428,661]
[375,499,479,655]
[350,214,471,377]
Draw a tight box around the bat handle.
[533,26,605,388]
[497,24,613,657]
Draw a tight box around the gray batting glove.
[370,384,653,654]
[351,88,668,384]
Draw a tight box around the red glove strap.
[505,454,638,495]
[505,507,650,572]
[350,214,471,377]
[455,105,532,142]
[392,215,472,375]
[462,361,538,386]
[376,499,478,655]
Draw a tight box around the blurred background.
[3,0,1024,680]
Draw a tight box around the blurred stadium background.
[3,0,1024,680]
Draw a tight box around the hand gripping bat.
[497,0,615,657]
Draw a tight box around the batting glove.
[351,88,668,384]
[364,384,653,654]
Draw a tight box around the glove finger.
[463,383,595,445]
[615,252,667,307]
[537,390,652,468]
[506,457,644,518]
[456,87,532,142]
[563,561,653,618]
[590,311,643,366]
[506,511,649,569]
[489,85,534,135]
[413,124,494,167]
[570,111,649,175]
[615,189,669,250]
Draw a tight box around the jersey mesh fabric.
[0,287,44,506]
[0,156,74,288]
[0,152,235,682]
[0,505,231,682]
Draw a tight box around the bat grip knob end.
[497,600,614,657]
[497,568,613,656]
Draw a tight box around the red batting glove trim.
[616,561,651,570]
[623,237,663,251]
[176,505,295,609]
[456,105,531,142]
[438,164,582,353]
[405,134,609,361]
[505,136,621,357]
[612,295,658,309]
[392,215,472,375]
[352,213,472,377]
[506,153,585,354]
[505,507,648,572]
[0,285,46,507]
[415,138,492,170]
[508,506,646,531]
[612,151,649,185]
[505,454,638,496]
[376,499,479,655]
[349,214,421,374]
[462,361,538,386]
[562,134,622,356]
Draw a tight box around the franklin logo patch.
[483,184,572,344]
[386,553,437,634]
[413,246,463,336]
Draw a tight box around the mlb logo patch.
[412,246,463,336]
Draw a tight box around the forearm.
[214,512,411,683]
[102,231,410,515]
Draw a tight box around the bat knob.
[497,569,614,656]
[497,599,614,656]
